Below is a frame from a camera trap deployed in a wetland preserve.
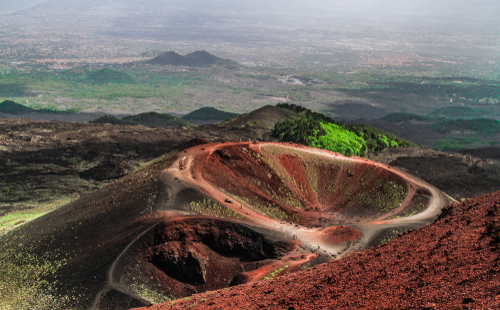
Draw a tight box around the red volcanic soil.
[201,143,411,226]
[135,190,500,309]
[119,217,302,298]
[319,226,362,244]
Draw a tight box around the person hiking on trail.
[241,204,243,209]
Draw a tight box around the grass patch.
[0,241,68,309]
[219,189,298,222]
[186,199,243,219]
[357,179,407,212]
[387,196,428,219]
[133,284,174,304]
[0,197,73,234]
[264,266,289,280]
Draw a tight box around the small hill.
[0,100,68,115]
[148,51,186,66]
[90,115,135,125]
[147,50,238,68]
[122,112,190,127]
[221,105,298,129]
[85,68,135,84]
[275,103,417,155]
[0,100,34,114]
[182,107,238,121]
[427,106,483,120]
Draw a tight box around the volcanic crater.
[102,141,450,307]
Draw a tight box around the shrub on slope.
[274,103,416,155]
[273,118,366,156]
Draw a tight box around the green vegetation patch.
[0,240,68,309]
[132,284,174,304]
[357,179,407,212]
[219,189,299,222]
[387,195,428,219]
[186,199,243,219]
[381,112,426,122]
[429,118,500,136]
[426,106,483,120]
[182,107,238,121]
[432,137,500,151]
[274,104,416,156]
[85,68,136,85]
[264,265,288,280]
[343,123,416,152]
[0,197,73,234]
[309,122,366,156]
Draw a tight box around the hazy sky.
[0,0,45,14]
[2,0,499,55]
[3,0,499,20]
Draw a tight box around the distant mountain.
[85,68,135,84]
[122,112,190,127]
[221,105,298,129]
[0,100,34,114]
[90,115,135,125]
[182,107,238,121]
[147,50,238,68]
[92,112,190,128]
[0,100,68,115]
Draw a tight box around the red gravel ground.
[135,190,500,309]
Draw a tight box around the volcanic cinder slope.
[135,190,500,310]
[0,140,450,310]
